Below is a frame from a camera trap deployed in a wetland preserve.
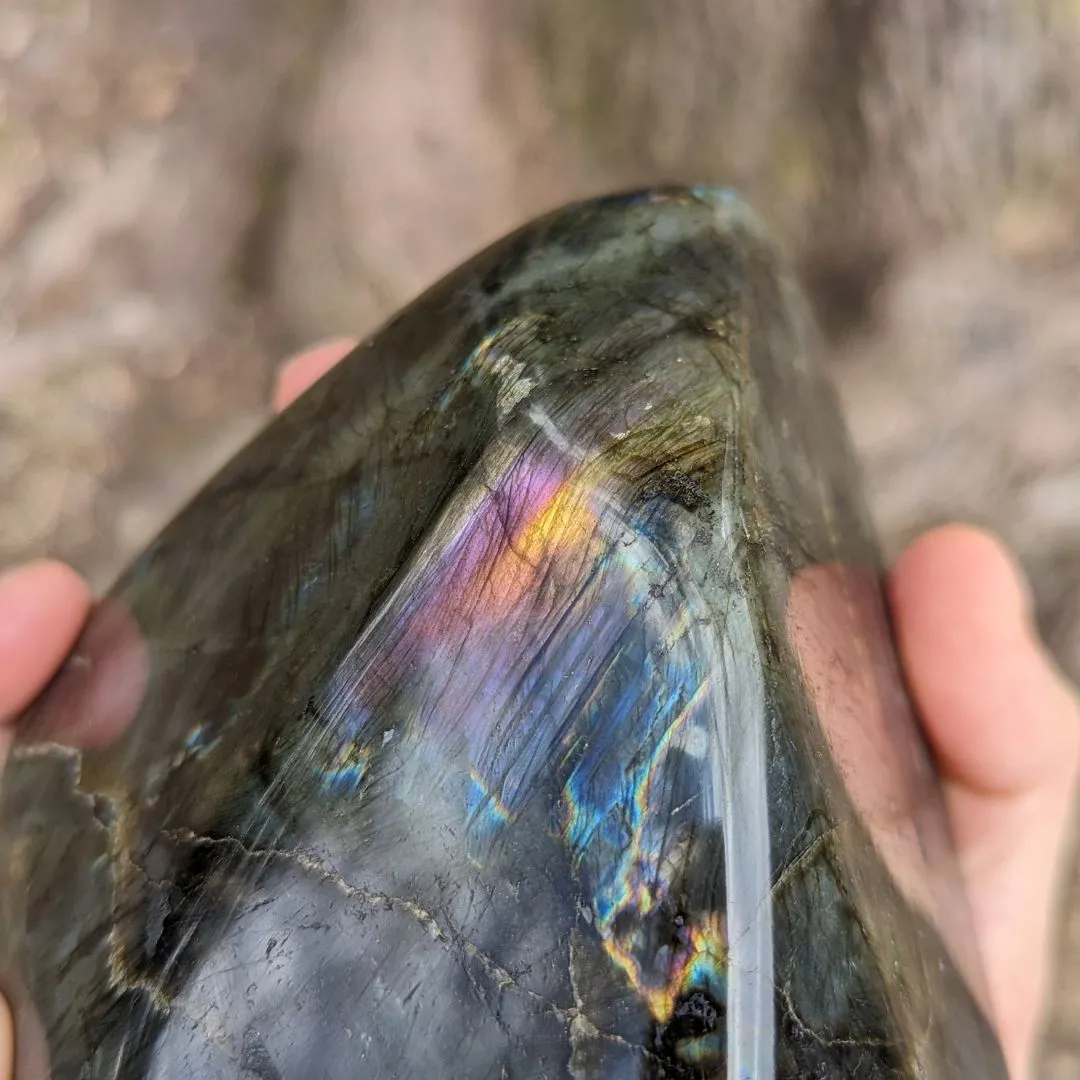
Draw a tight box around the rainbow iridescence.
[301,420,731,1055]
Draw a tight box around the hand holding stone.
[0,279,1076,1079]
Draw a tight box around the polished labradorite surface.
[1,188,1007,1079]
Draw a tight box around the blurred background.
[1,0,1079,1071]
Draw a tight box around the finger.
[273,338,358,412]
[889,524,1079,801]
[888,524,1080,1078]
[0,561,91,733]
[0,993,10,1080]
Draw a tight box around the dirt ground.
[2,0,1079,1073]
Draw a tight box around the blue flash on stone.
[314,738,370,795]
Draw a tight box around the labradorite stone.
[0,188,1007,1079]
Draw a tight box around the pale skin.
[0,341,1077,1080]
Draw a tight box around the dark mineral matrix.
[0,188,1008,1079]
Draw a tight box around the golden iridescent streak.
[607,910,728,1025]
[477,474,601,618]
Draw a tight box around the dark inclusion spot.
[241,1028,283,1080]
[637,469,710,513]
[654,990,726,1074]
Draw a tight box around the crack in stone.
[27,745,172,1015]
[770,825,838,899]
[162,828,578,1026]
[565,931,651,1075]
[777,980,888,1051]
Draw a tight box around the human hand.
[0,341,1076,1079]
[0,559,92,1073]
[889,526,1079,1079]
